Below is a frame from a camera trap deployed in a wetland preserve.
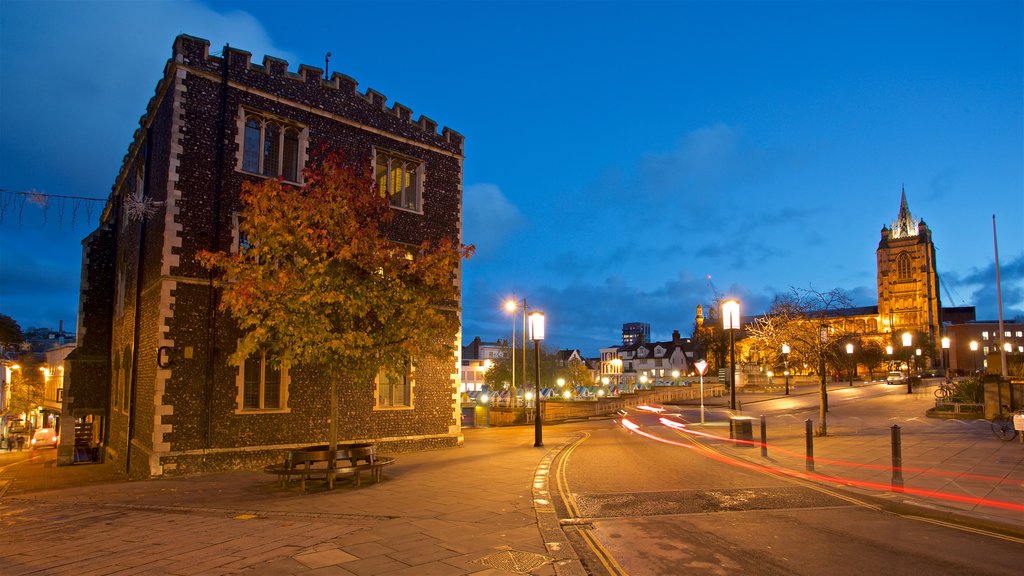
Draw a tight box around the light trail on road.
[619,417,1024,515]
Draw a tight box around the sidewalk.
[0,426,586,576]
[673,381,1024,537]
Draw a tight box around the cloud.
[0,1,294,199]
[462,183,526,257]
[0,1,291,331]
[942,253,1024,320]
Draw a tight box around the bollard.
[805,419,815,472]
[760,415,768,458]
[891,424,904,492]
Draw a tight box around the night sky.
[1,0,1021,355]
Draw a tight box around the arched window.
[897,253,912,280]
[374,148,424,212]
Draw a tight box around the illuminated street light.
[846,342,855,387]
[902,332,913,394]
[969,340,979,373]
[818,324,829,435]
[723,299,741,411]
[782,343,791,395]
[941,337,950,377]
[529,311,545,448]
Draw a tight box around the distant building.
[461,337,507,393]
[601,330,699,387]
[945,321,1024,374]
[622,322,650,347]
[65,35,465,477]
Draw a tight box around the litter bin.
[729,416,754,446]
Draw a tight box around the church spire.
[890,185,919,239]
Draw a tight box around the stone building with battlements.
[61,35,465,478]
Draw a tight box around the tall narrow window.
[243,118,261,173]
[122,345,132,412]
[283,129,299,182]
[240,350,288,411]
[262,123,280,177]
[375,149,423,212]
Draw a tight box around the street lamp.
[941,337,950,377]
[695,359,708,424]
[846,342,855,386]
[529,311,545,447]
[723,299,741,411]
[886,345,893,372]
[901,332,913,394]
[504,297,530,407]
[969,340,979,373]
[781,343,791,395]
[671,369,680,385]
[818,324,829,435]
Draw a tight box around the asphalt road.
[549,408,1024,576]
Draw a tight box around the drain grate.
[473,549,552,574]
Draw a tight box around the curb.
[532,437,588,576]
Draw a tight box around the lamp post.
[969,340,979,374]
[695,359,708,424]
[941,337,950,378]
[901,332,913,394]
[723,299,741,411]
[846,342,855,386]
[529,311,545,447]
[886,345,893,372]
[505,297,529,406]
[671,369,680,386]
[781,343,791,395]
[819,324,829,435]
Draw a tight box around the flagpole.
[993,215,1007,377]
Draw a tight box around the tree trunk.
[329,378,338,474]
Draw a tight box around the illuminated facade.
[876,189,942,346]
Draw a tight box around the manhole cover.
[473,549,552,574]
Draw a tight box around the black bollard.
[805,419,815,472]
[891,424,904,492]
[760,415,768,458]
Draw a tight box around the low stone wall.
[482,384,727,426]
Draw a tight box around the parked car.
[31,428,58,449]
[886,371,905,384]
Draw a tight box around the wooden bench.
[264,444,395,490]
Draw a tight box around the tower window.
[896,253,912,280]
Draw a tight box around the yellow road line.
[553,431,629,576]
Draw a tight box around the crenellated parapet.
[172,34,463,151]
[108,34,463,216]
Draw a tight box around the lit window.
[896,253,912,280]
[1017,331,1023,338]
[239,111,305,182]
[375,149,423,212]
[376,361,413,409]
[983,346,990,354]
[239,350,289,411]
[982,331,989,340]
[1005,331,1012,338]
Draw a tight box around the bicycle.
[990,405,1021,441]
[934,380,956,401]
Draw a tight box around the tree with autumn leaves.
[199,150,472,452]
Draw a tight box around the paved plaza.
[0,383,1021,575]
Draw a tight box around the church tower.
[876,189,942,349]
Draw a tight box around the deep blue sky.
[1,1,1021,356]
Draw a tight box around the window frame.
[236,109,307,184]
[374,361,414,410]
[235,348,291,414]
[373,147,425,213]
